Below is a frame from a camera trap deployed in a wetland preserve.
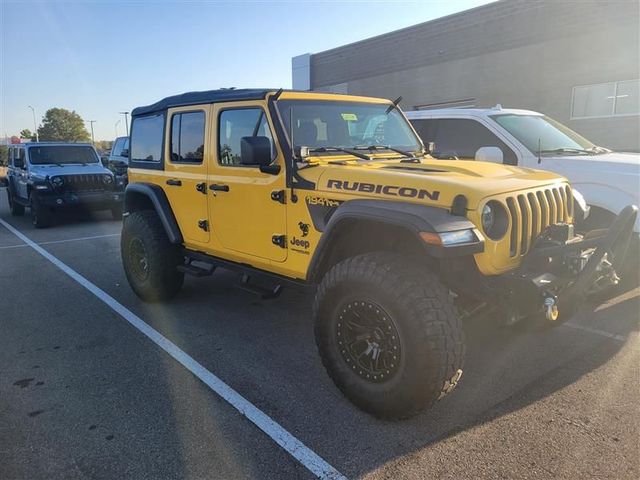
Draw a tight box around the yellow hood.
[301,158,568,209]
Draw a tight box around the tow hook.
[544,296,559,321]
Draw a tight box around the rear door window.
[170,111,205,163]
[130,114,164,163]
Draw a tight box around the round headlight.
[481,204,495,232]
[481,200,509,240]
[103,174,114,184]
[51,176,64,188]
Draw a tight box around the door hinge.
[198,219,209,231]
[272,234,286,248]
[271,190,286,204]
[196,182,207,194]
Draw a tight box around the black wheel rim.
[128,237,150,282]
[335,300,402,383]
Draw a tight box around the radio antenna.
[537,138,542,164]
[385,96,402,114]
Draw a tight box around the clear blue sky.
[1,0,493,140]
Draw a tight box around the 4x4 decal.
[327,179,440,201]
[305,196,342,232]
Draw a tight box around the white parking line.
[562,321,628,342]
[0,218,346,480]
[0,233,120,250]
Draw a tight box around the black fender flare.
[307,199,482,282]
[124,183,183,244]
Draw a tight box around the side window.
[130,114,164,162]
[112,138,126,156]
[170,111,205,163]
[16,148,25,166]
[425,119,517,165]
[218,108,275,166]
[410,119,437,146]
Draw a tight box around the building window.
[170,111,205,163]
[614,80,640,115]
[571,80,640,119]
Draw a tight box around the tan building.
[293,0,640,151]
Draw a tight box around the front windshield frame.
[489,113,597,156]
[274,99,424,157]
[27,145,100,165]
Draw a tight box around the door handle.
[166,179,182,186]
[209,184,230,192]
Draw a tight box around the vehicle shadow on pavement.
[140,269,639,479]
[43,209,120,228]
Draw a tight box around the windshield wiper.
[307,146,372,161]
[540,148,595,155]
[354,145,420,162]
[589,145,610,154]
[38,162,66,167]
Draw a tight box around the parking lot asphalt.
[0,187,638,480]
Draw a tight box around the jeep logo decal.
[326,179,439,201]
[290,236,310,249]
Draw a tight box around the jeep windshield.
[28,145,99,165]
[490,114,609,156]
[276,100,422,157]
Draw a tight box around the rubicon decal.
[327,179,440,201]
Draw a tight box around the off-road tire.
[121,210,184,302]
[7,189,25,216]
[29,192,50,228]
[313,252,465,420]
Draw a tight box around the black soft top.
[131,88,275,117]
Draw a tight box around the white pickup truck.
[406,107,640,236]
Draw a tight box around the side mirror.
[13,157,24,169]
[120,149,129,158]
[475,146,503,164]
[240,136,272,167]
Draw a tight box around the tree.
[93,140,113,153]
[0,145,8,167]
[37,108,90,142]
[20,129,35,141]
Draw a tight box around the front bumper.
[493,204,638,322]
[38,190,124,209]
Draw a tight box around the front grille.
[505,185,573,257]
[62,174,107,193]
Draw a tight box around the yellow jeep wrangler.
[121,89,636,419]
